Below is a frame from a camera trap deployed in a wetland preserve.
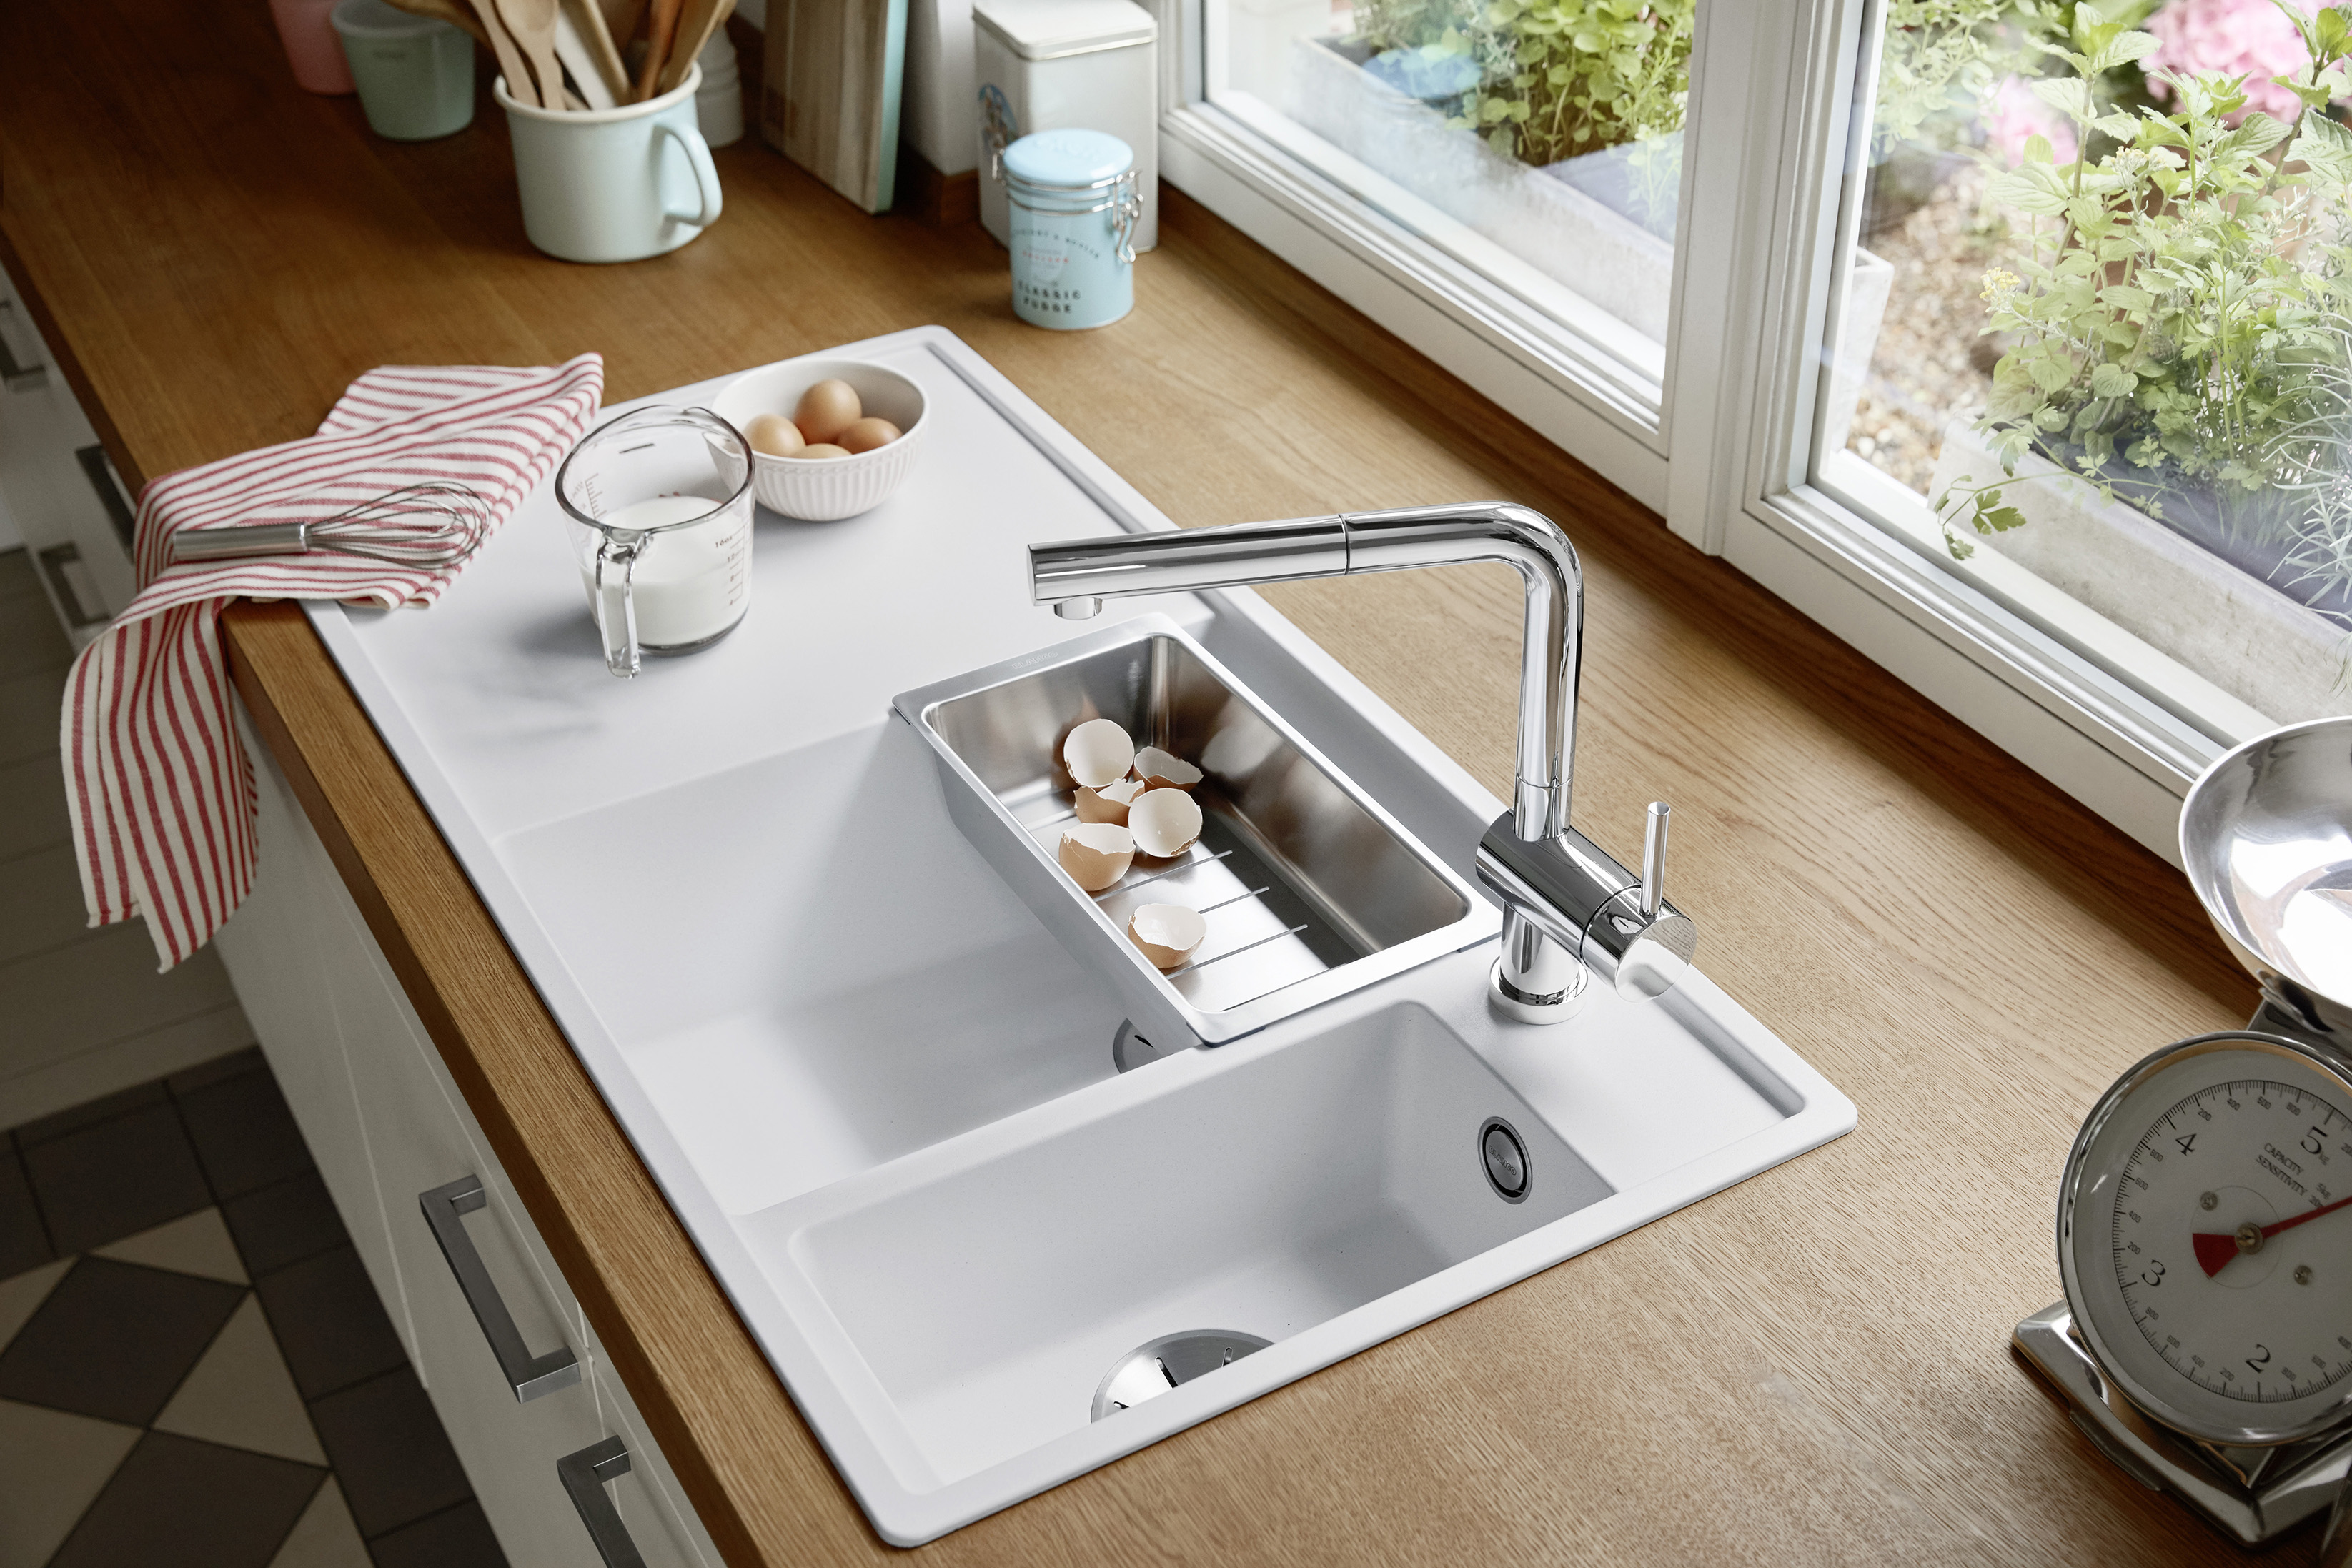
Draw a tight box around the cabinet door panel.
[587,1362,715,1568]
[327,898,609,1568]
[216,710,400,1311]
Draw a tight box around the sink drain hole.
[1091,1330,1272,1421]
[1480,1116,1530,1203]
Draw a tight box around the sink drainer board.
[895,615,1494,1048]
[297,327,1858,1547]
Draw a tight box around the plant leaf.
[2288,111,2352,183]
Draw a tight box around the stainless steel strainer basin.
[2181,715,2352,1033]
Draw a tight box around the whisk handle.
[170,522,310,562]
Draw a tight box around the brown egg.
[793,379,863,445]
[1063,718,1135,789]
[836,417,901,454]
[1131,746,1202,791]
[1058,823,1134,892]
[1129,788,1203,858]
[1073,778,1146,825]
[744,413,804,458]
[793,443,853,460]
[1128,903,1207,970]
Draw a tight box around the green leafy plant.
[1934,0,2352,572]
[1351,0,1694,162]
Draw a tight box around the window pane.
[1208,0,1693,382]
[1815,0,2352,730]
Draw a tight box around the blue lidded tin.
[1004,129,1141,331]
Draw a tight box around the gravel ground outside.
[1844,167,2009,497]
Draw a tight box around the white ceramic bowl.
[711,358,927,521]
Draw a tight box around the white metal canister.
[1005,129,1141,330]
[973,0,1157,253]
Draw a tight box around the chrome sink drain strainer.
[1480,1116,1530,1202]
[1090,1330,1272,1421]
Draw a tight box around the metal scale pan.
[2183,716,2352,1045]
[2015,717,2352,1558]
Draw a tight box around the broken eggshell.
[1131,746,1204,791]
[1058,821,1135,891]
[1128,788,1204,858]
[1073,777,1148,825]
[1063,718,1136,790]
[1128,903,1208,970]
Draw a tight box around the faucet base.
[1487,957,1586,1026]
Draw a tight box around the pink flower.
[1985,74,2080,163]
[2145,0,2316,122]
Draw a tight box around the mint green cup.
[332,0,474,142]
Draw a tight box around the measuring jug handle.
[593,533,643,679]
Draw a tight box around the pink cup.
[271,0,357,94]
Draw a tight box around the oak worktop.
[0,3,2273,1561]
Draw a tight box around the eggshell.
[745,412,805,457]
[1058,822,1134,892]
[1131,746,1203,791]
[793,379,863,445]
[837,417,902,454]
[1128,788,1204,858]
[1063,718,1136,789]
[792,443,853,460]
[1128,903,1208,969]
[1073,777,1147,825]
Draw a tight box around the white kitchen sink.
[305,327,1855,1544]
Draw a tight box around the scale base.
[2013,1301,2352,1547]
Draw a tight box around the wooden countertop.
[2,4,2274,1561]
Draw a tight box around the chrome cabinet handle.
[0,302,46,392]
[558,1436,649,1568]
[418,1176,581,1402]
[75,445,137,551]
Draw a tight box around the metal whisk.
[167,482,494,570]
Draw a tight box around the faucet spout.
[1027,504,1690,1023]
[1028,503,1579,840]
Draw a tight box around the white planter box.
[1819,246,1894,457]
[1281,37,1672,340]
[1930,420,2350,722]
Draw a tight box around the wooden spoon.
[655,0,732,96]
[461,0,539,104]
[495,0,569,111]
[632,0,683,101]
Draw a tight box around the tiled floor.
[0,561,505,1566]
[0,1050,506,1567]
[0,549,252,1128]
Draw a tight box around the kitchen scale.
[2015,717,2352,1562]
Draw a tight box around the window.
[1811,0,2352,736]
[1206,0,1690,400]
[1161,0,2352,858]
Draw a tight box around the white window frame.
[1154,0,2248,863]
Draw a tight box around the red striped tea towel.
[64,354,605,970]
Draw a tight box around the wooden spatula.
[462,0,540,104]
[655,0,733,96]
[632,0,685,100]
[495,0,570,110]
[557,0,629,102]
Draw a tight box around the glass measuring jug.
[554,405,753,678]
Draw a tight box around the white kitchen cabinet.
[0,267,138,640]
[216,700,722,1568]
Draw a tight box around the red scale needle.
[2194,1191,2352,1276]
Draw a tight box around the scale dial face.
[2060,1033,2352,1447]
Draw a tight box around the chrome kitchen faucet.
[1028,503,1697,1022]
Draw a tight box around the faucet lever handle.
[1639,802,1669,919]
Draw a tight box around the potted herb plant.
[1933,0,2352,683]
